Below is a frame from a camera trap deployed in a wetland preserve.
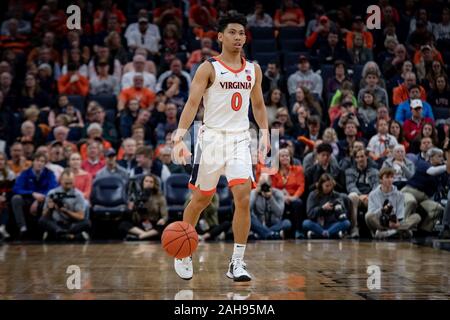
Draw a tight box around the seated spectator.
[389,120,409,152]
[376,35,398,66]
[1,9,31,36]
[189,0,218,40]
[250,174,291,240]
[0,18,31,55]
[68,152,92,201]
[164,75,188,111]
[366,168,420,239]
[392,72,426,106]
[117,138,138,175]
[305,15,333,51]
[395,85,434,124]
[121,54,156,91]
[95,149,129,182]
[402,148,446,233]
[326,60,351,100]
[246,1,273,28]
[130,146,167,178]
[346,149,380,238]
[105,31,128,66]
[81,140,105,178]
[52,126,77,152]
[57,62,89,97]
[291,106,310,138]
[291,86,322,117]
[265,88,287,125]
[89,60,119,96]
[126,16,160,57]
[328,90,355,125]
[433,7,450,49]
[387,60,413,94]
[156,58,191,93]
[158,145,185,178]
[337,120,365,160]
[322,128,339,158]
[7,142,32,175]
[360,61,387,90]
[88,45,122,80]
[123,47,157,76]
[331,96,365,140]
[48,95,69,128]
[357,71,389,108]
[186,37,219,71]
[428,76,450,109]
[0,152,15,240]
[153,0,183,29]
[382,144,415,190]
[17,120,45,149]
[347,32,373,65]
[19,73,51,111]
[121,174,168,240]
[32,1,66,37]
[274,0,305,28]
[61,48,89,78]
[12,152,58,238]
[367,118,398,164]
[93,0,126,34]
[345,15,373,49]
[414,45,444,83]
[156,103,179,145]
[118,73,156,111]
[34,145,64,180]
[407,19,433,53]
[40,169,90,241]
[119,99,141,138]
[306,143,344,193]
[403,100,434,143]
[80,123,112,160]
[318,31,350,65]
[84,103,118,147]
[303,173,351,239]
[287,55,322,96]
[358,90,379,127]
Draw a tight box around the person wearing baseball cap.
[403,99,434,142]
[287,53,323,96]
[345,14,374,49]
[95,148,129,182]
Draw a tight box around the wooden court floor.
[0,240,449,300]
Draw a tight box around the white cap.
[410,99,423,109]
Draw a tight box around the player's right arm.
[171,61,213,164]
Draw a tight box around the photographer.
[303,174,351,239]
[120,174,168,240]
[366,168,421,239]
[40,169,90,241]
[250,174,291,240]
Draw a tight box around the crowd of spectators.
[1,0,450,242]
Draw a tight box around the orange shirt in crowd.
[57,73,89,96]
[7,159,32,176]
[74,171,93,200]
[186,48,219,70]
[392,83,427,105]
[119,87,156,109]
[256,164,305,198]
[345,31,374,49]
[79,140,112,161]
[274,8,305,26]
[81,159,105,179]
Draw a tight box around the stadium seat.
[251,40,277,53]
[253,52,280,67]
[164,173,191,220]
[67,95,86,114]
[279,40,306,52]
[90,176,128,220]
[249,27,275,40]
[217,176,233,220]
[433,107,450,120]
[282,52,302,71]
[278,27,306,40]
[89,94,117,110]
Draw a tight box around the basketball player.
[171,14,269,282]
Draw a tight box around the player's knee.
[234,194,250,210]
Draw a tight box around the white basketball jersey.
[202,57,255,131]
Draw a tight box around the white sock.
[232,243,246,261]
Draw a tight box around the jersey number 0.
[231,92,243,111]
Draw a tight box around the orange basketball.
[161,221,198,259]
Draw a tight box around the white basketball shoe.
[174,256,193,280]
[226,259,252,282]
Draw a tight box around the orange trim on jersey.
[188,183,217,196]
[212,56,247,74]
[228,178,257,189]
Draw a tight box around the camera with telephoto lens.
[331,199,347,220]
[49,192,75,209]
[380,199,397,228]
[135,189,151,215]
[260,182,271,193]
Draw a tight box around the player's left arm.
[250,63,270,155]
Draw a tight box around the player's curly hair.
[218,13,247,33]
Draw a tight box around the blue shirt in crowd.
[395,100,434,124]
[12,167,58,196]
